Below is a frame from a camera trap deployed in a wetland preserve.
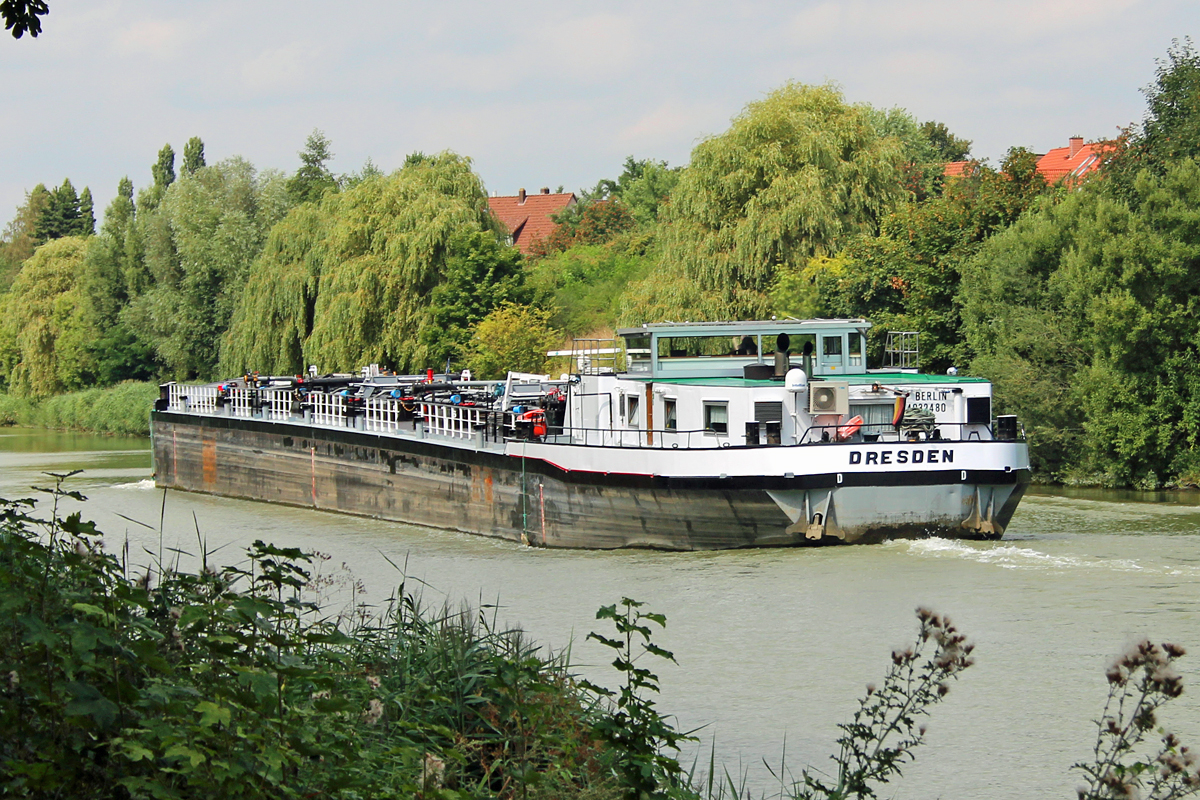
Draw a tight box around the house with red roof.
[943,137,1105,185]
[488,188,577,254]
[1035,137,1103,184]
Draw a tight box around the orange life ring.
[837,415,864,442]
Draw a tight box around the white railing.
[263,389,293,421]
[225,388,254,418]
[420,402,487,439]
[363,396,404,433]
[168,384,218,414]
[310,392,345,427]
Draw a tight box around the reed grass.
[0,380,158,436]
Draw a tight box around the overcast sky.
[1,0,1197,224]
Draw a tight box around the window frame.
[703,400,729,434]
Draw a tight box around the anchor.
[962,486,1003,537]
[784,489,841,541]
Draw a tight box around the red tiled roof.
[488,189,576,254]
[1036,138,1103,183]
[943,161,971,178]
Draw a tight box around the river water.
[3,427,1199,799]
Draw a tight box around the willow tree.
[620,83,907,323]
[219,202,332,375]
[0,236,98,397]
[222,152,515,376]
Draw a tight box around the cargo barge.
[151,319,1031,549]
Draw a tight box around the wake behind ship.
[151,319,1031,549]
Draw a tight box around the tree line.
[2,40,1199,487]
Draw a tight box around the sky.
[1,0,1198,225]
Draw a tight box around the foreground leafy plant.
[0,480,614,799]
[1074,640,1200,800]
[582,598,696,800]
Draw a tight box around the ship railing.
[167,383,219,414]
[310,392,345,427]
[363,396,407,433]
[544,426,735,449]
[262,389,293,421]
[419,402,489,440]
[797,421,1010,445]
[224,388,255,418]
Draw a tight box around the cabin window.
[626,394,640,426]
[664,398,677,430]
[659,335,757,359]
[849,403,896,439]
[704,402,728,434]
[624,334,651,373]
[821,335,845,372]
[848,334,863,367]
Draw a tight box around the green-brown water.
[2,426,1198,798]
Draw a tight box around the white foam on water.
[113,478,156,491]
[889,537,1158,574]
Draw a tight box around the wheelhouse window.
[624,334,651,374]
[704,401,728,434]
[848,334,863,367]
[664,398,677,430]
[658,335,758,359]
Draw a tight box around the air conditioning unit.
[808,382,849,415]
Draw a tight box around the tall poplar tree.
[286,130,337,205]
[78,187,95,235]
[182,137,206,176]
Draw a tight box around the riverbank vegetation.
[0,381,157,436]
[3,42,1200,486]
[3,487,1198,799]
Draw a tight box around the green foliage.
[962,159,1200,486]
[78,186,94,235]
[122,158,290,381]
[805,147,1049,373]
[0,184,50,290]
[287,129,338,205]
[859,106,947,201]
[622,83,908,323]
[33,178,90,243]
[596,156,682,226]
[0,488,614,799]
[182,136,206,176]
[225,152,516,376]
[0,381,159,434]
[920,120,972,162]
[533,200,637,258]
[527,244,654,336]
[152,143,176,191]
[1,0,47,38]
[220,202,332,375]
[0,237,98,397]
[1105,38,1200,191]
[465,304,561,380]
[423,229,530,370]
[581,599,693,800]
